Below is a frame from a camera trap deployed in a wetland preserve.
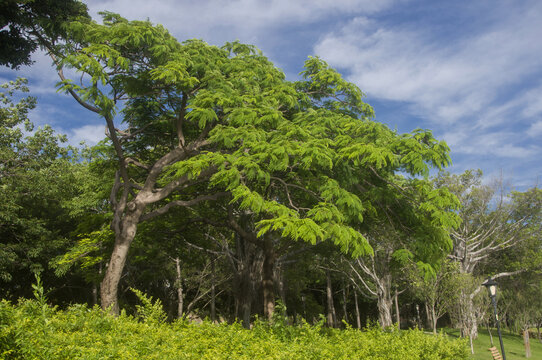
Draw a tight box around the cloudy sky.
[2,0,541,189]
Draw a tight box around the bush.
[0,299,468,359]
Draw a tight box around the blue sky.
[2,0,541,189]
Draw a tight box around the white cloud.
[313,3,542,126]
[527,121,542,137]
[85,0,398,47]
[68,124,107,146]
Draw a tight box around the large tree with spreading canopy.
[48,12,459,314]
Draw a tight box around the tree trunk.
[174,257,184,318]
[100,207,143,314]
[277,264,287,307]
[431,306,438,334]
[232,234,258,329]
[210,259,216,322]
[415,304,421,329]
[239,268,252,329]
[354,290,361,329]
[487,323,494,347]
[376,275,393,328]
[326,270,337,327]
[458,288,479,339]
[262,235,275,320]
[377,295,393,329]
[342,285,348,324]
[424,302,431,330]
[524,329,531,358]
[91,283,98,307]
[467,296,478,339]
[394,290,400,329]
[468,330,474,355]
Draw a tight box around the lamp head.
[483,277,498,298]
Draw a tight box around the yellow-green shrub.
[0,299,468,359]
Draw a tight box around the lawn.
[444,328,542,360]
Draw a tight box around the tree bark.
[232,233,258,329]
[174,257,184,318]
[238,267,252,329]
[354,290,361,329]
[394,290,400,329]
[210,259,216,322]
[262,235,275,320]
[487,323,494,347]
[91,283,98,307]
[431,306,438,334]
[326,270,337,327]
[524,329,531,358]
[376,275,393,328]
[468,331,474,355]
[277,263,286,307]
[100,205,144,314]
[342,284,348,324]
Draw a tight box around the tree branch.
[140,192,229,222]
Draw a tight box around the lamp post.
[483,277,506,360]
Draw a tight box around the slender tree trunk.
[277,264,287,307]
[174,257,184,318]
[487,323,494,347]
[524,329,531,358]
[239,268,252,329]
[354,290,361,329]
[469,330,474,355]
[210,259,216,322]
[262,235,275,320]
[92,283,98,307]
[342,285,348,324]
[394,290,400,329]
[424,302,431,330]
[301,294,306,319]
[415,304,421,329]
[431,305,437,335]
[326,270,337,327]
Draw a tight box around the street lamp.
[483,277,506,360]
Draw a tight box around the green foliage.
[130,287,167,324]
[0,0,89,69]
[0,299,469,359]
[0,79,84,300]
[52,226,112,277]
[54,13,460,265]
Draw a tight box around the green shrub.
[0,299,468,359]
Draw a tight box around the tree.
[408,259,461,334]
[343,182,460,329]
[0,0,88,68]
[0,78,83,300]
[503,274,542,358]
[436,170,542,339]
[50,13,459,314]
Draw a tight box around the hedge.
[0,296,468,360]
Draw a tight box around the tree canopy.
[46,13,461,313]
[0,0,89,69]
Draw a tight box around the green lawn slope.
[444,328,542,360]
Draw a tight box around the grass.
[443,328,542,360]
